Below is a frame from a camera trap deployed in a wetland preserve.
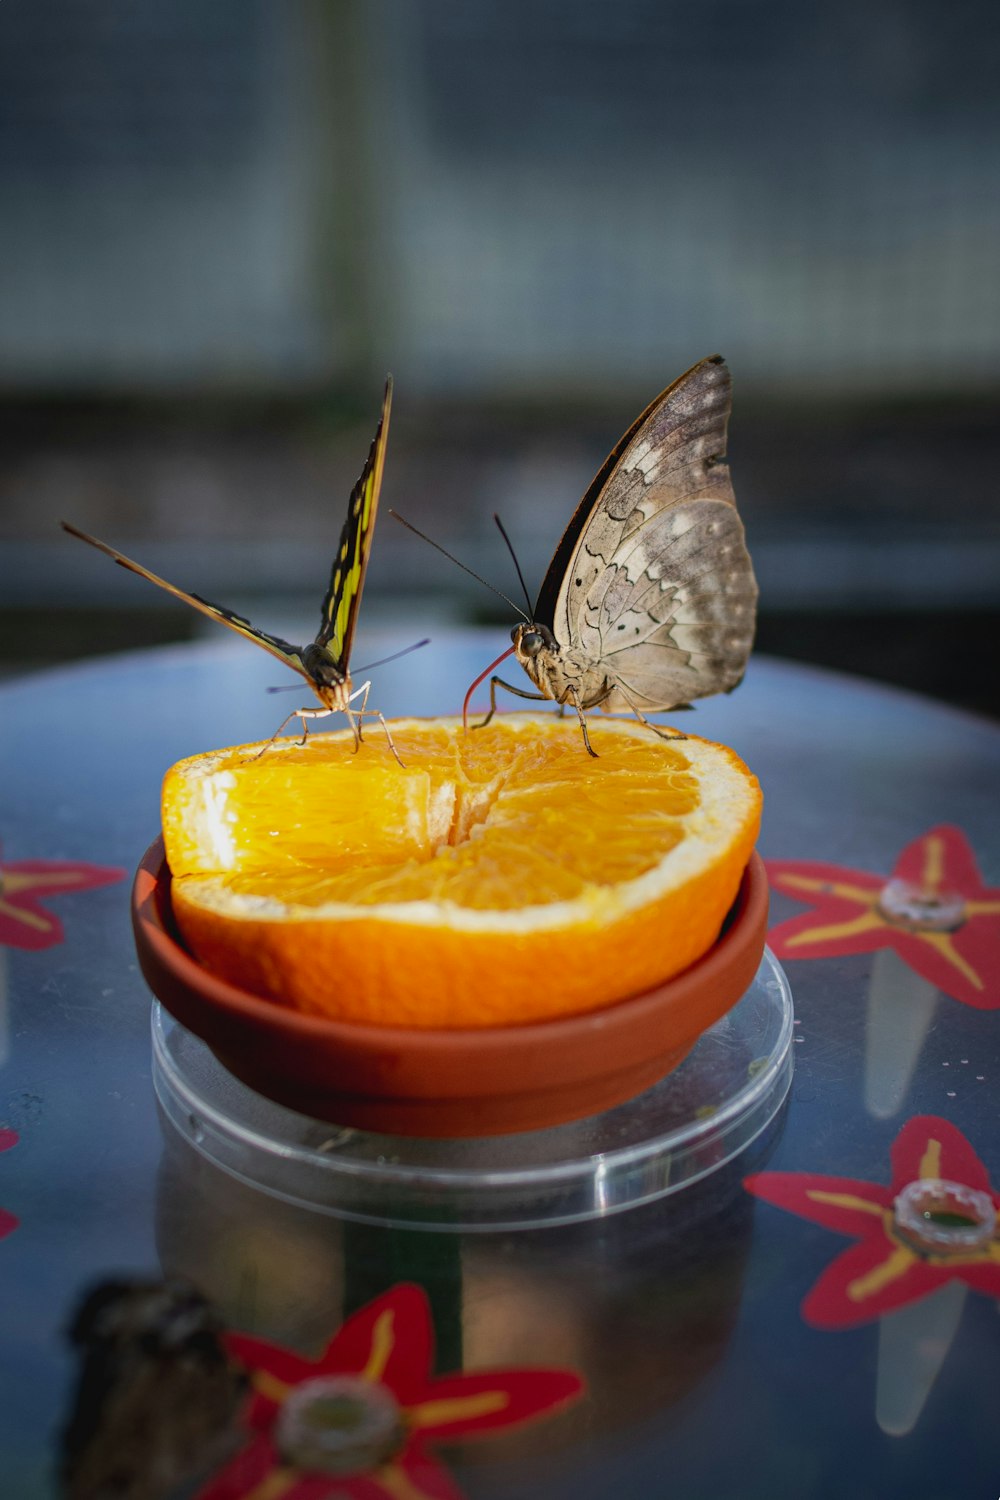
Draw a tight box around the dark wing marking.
[531,370,667,630]
[314,376,393,674]
[59,522,314,683]
[549,355,737,639]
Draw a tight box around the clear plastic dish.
[152,947,793,1233]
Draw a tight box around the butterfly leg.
[643,717,687,744]
[295,707,338,746]
[474,674,597,754]
[564,690,598,758]
[474,676,548,729]
[345,681,371,752]
[371,711,405,767]
[345,680,406,767]
[249,706,333,760]
[610,681,688,745]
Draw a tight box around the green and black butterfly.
[63,378,397,753]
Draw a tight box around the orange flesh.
[164,723,700,908]
[163,716,762,1028]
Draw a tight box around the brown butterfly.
[404,355,757,754]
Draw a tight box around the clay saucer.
[132,840,768,1138]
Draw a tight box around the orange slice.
[162,714,762,1028]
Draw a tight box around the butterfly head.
[300,644,352,709]
[511,622,557,660]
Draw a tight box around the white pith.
[168,714,760,934]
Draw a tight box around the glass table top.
[2,632,999,1498]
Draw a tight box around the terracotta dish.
[133,840,769,1138]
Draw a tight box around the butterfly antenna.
[354,638,430,674]
[492,513,535,618]
[389,511,529,622]
[267,637,430,692]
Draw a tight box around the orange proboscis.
[463,645,516,730]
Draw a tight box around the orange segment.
[162,714,762,1028]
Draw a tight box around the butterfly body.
[485,356,757,750]
[511,623,615,712]
[63,378,394,752]
[299,643,353,706]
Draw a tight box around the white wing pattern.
[546,354,757,714]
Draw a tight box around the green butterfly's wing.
[314,376,393,675]
[61,379,392,697]
[59,523,315,685]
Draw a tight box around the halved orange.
[161,714,762,1028]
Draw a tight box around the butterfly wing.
[313,376,392,675]
[60,523,315,683]
[536,355,757,713]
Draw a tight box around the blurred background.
[1,0,998,714]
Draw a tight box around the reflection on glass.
[876,1283,967,1437]
[156,1095,786,1479]
[0,950,8,1069]
[864,948,938,1119]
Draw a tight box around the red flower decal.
[766,825,1000,1008]
[0,1128,20,1241]
[0,851,126,951]
[745,1115,1000,1328]
[195,1283,584,1499]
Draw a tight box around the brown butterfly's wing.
[538,355,757,712]
[60,522,316,684]
[313,376,392,675]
